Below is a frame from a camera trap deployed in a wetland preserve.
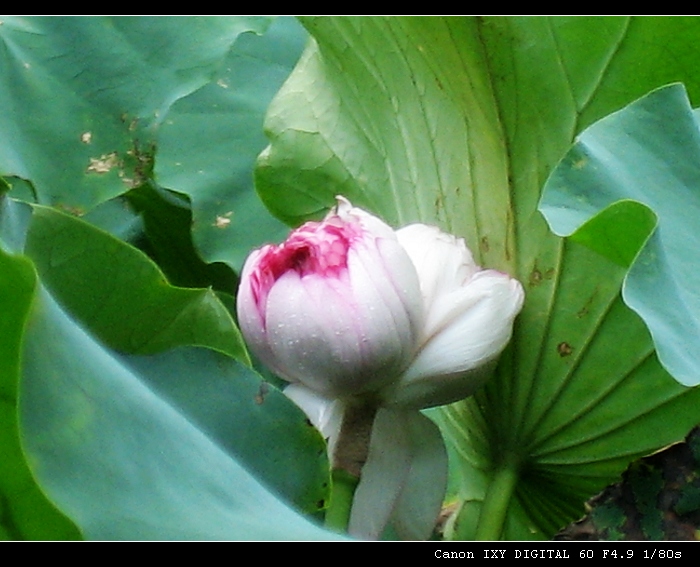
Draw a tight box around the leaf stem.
[474,463,519,540]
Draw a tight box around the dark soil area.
[556,427,700,541]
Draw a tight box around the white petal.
[334,196,397,242]
[396,224,480,315]
[348,409,447,540]
[284,384,343,456]
[390,270,524,408]
[345,234,424,375]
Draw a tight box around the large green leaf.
[2,198,334,539]
[540,84,700,387]
[20,287,336,540]
[255,17,700,539]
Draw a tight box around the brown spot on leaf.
[86,152,119,174]
[254,382,269,405]
[480,236,490,254]
[577,291,598,318]
[123,141,155,188]
[558,342,573,357]
[55,203,86,216]
[529,263,555,287]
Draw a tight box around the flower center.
[271,221,352,277]
[250,215,363,312]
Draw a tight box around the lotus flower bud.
[237,197,424,399]
[237,197,524,408]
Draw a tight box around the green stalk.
[474,464,519,540]
[323,399,378,534]
[324,469,359,532]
